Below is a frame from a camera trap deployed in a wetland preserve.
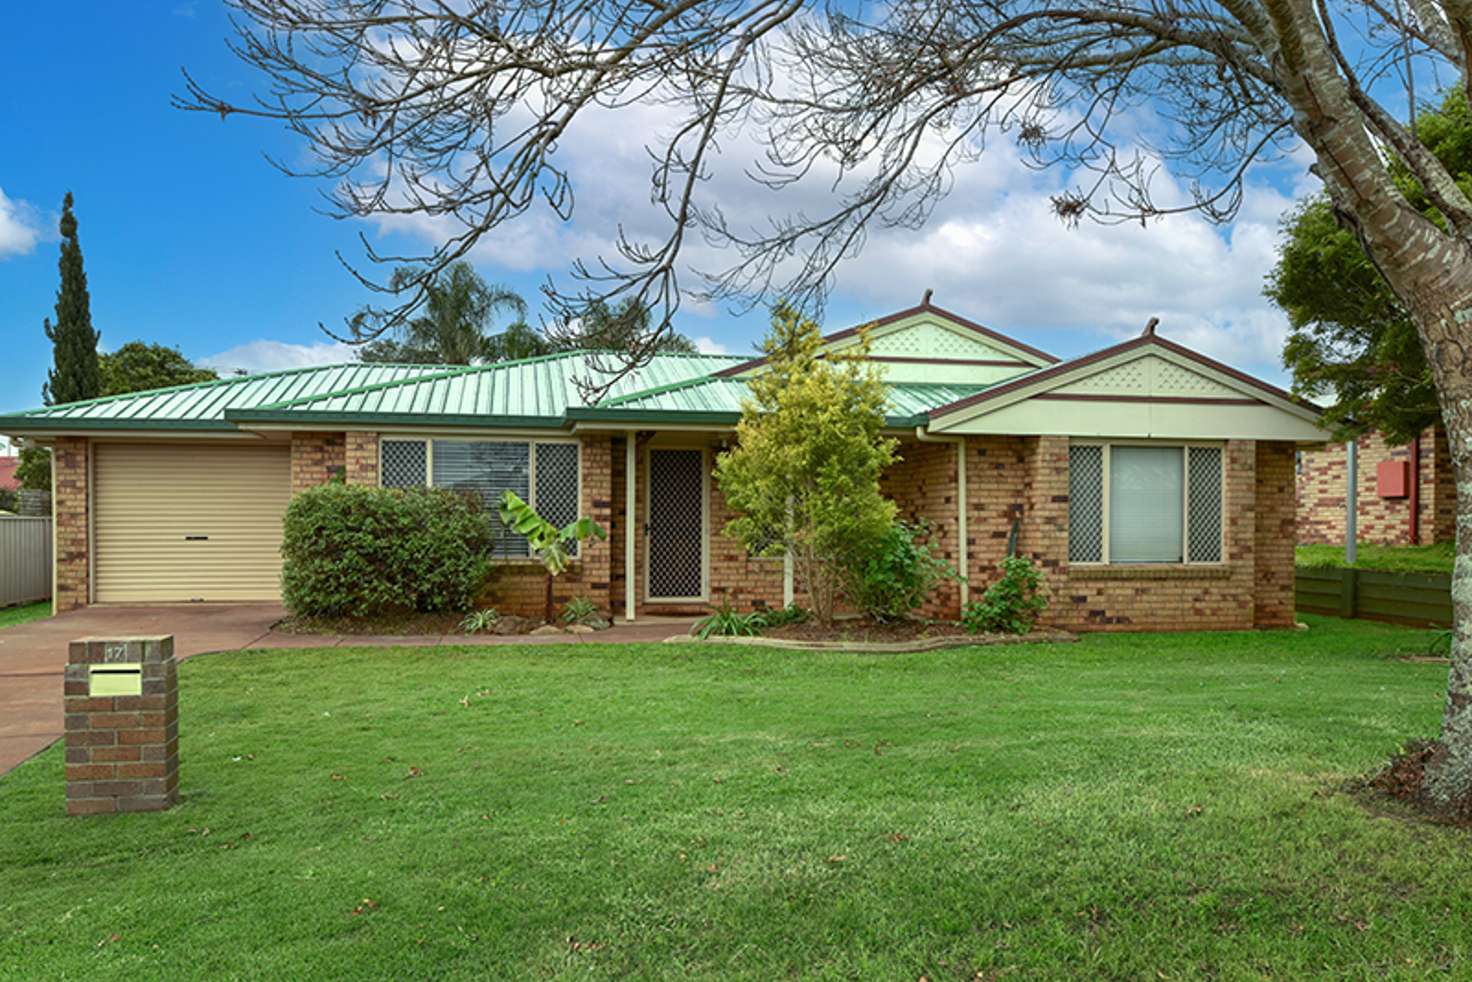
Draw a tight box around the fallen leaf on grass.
[406,766,424,780]
[459,696,470,709]
[888,833,909,844]
[827,854,847,864]
[1184,804,1204,818]
[568,936,603,953]
[96,934,121,948]
[351,898,378,916]
[331,773,347,782]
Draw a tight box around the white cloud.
[357,68,1314,386]
[691,335,729,355]
[198,339,354,375]
[0,188,42,259]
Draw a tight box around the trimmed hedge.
[281,483,496,618]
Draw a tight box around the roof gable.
[714,301,1056,384]
[927,333,1329,442]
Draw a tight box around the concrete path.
[0,604,694,775]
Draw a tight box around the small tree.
[715,304,896,626]
[43,192,100,407]
[21,192,103,494]
[497,490,607,623]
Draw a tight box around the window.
[380,438,580,558]
[1067,443,1223,564]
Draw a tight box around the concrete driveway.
[0,604,286,774]
[0,603,695,775]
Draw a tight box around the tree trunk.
[1399,284,1472,806]
[545,574,554,625]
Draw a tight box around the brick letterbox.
[63,635,179,816]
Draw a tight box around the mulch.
[273,612,546,637]
[764,617,970,644]
[1363,740,1472,827]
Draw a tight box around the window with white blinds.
[379,438,580,558]
[1068,443,1224,565]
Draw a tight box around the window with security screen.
[1186,447,1224,562]
[535,443,581,557]
[381,439,428,488]
[1067,442,1224,565]
[380,438,581,560]
[1068,445,1104,563]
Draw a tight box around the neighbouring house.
[0,300,1332,631]
[0,455,18,491]
[1297,426,1456,546]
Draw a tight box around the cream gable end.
[927,339,1331,442]
[1054,354,1242,400]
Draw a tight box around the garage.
[92,443,291,603]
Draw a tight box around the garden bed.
[690,615,1074,652]
[273,612,606,637]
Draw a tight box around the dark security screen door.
[647,449,705,600]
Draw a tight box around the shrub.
[460,608,500,634]
[961,556,1048,634]
[561,595,601,626]
[282,483,496,618]
[762,603,811,628]
[692,600,769,639]
[845,520,957,621]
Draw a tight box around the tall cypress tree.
[42,192,101,406]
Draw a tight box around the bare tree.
[182,0,1472,808]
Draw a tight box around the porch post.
[624,431,637,622]
[957,439,969,608]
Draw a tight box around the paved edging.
[668,629,1077,653]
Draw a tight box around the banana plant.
[497,491,607,623]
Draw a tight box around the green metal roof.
[0,352,749,432]
[0,363,451,431]
[224,351,747,426]
[565,375,1000,426]
[0,348,1007,433]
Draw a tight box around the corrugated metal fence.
[0,516,52,607]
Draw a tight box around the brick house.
[0,301,1331,631]
[1297,425,1456,546]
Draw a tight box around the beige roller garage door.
[93,443,291,602]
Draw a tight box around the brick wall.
[290,432,346,492]
[881,439,963,618]
[1297,424,1455,545]
[345,431,379,486]
[53,437,89,613]
[709,446,787,612]
[1254,441,1297,628]
[985,437,1294,632]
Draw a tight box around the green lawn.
[0,600,50,630]
[1297,541,1456,575]
[2,617,1468,979]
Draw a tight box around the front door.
[646,448,706,602]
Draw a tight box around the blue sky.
[0,2,1314,421]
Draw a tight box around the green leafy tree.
[483,321,555,362]
[714,304,896,626]
[42,193,101,406]
[357,263,527,364]
[496,490,608,623]
[1268,90,1472,444]
[20,193,105,493]
[100,342,217,396]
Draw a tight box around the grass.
[0,600,50,630]
[1296,542,1456,575]
[2,616,1469,979]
